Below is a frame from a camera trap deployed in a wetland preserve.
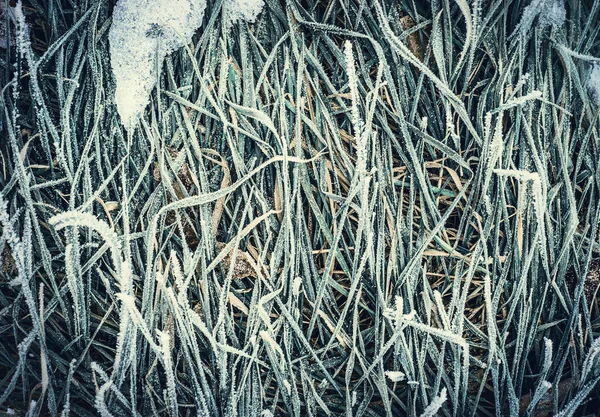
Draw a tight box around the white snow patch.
[538,0,566,28]
[224,0,265,24]
[292,276,302,296]
[109,0,265,131]
[109,0,207,132]
[385,370,406,382]
[588,64,600,106]
[517,0,566,35]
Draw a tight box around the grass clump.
[1,0,600,416]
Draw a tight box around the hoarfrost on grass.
[0,1,9,49]
[6,0,600,415]
[14,0,31,59]
[419,388,447,417]
[109,0,207,131]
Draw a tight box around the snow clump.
[517,0,566,36]
[588,64,600,106]
[224,0,265,24]
[109,0,265,131]
[109,0,207,132]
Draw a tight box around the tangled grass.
[1,0,600,416]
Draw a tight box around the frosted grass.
[1,0,600,416]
